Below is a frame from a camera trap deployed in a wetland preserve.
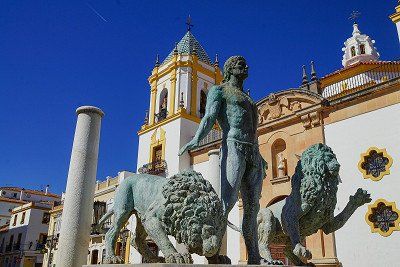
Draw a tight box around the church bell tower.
[136,26,222,177]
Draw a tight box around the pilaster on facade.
[389,2,400,43]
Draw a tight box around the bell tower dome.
[342,22,380,67]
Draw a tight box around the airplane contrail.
[86,2,108,22]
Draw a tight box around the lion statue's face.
[301,143,340,179]
[323,151,340,177]
[184,224,221,257]
[200,225,220,257]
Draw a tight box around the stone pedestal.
[84,265,291,267]
[57,106,104,267]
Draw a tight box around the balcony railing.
[322,63,400,99]
[46,235,59,249]
[155,109,168,122]
[13,243,20,251]
[36,243,45,251]
[138,160,167,175]
[5,244,12,252]
[198,129,222,147]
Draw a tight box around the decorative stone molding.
[270,175,290,185]
[358,147,393,181]
[257,90,324,130]
[365,199,400,237]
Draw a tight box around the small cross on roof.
[186,15,194,31]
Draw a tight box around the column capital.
[76,106,104,117]
[208,149,220,156]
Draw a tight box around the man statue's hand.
[178,140,199,156]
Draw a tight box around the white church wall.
[136,130,152,171]
[324,103,400,267]
[178,118,199,172]
[163,119,183,176]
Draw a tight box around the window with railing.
[155,108,168,122]
[138,160,167,175]
[156,88,168,122]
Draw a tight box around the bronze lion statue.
[97,170,229,264]
[257,143,371,266]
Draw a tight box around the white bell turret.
[342,22,380,67]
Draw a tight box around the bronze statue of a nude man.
[179,56,267,265]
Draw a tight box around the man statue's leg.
[241,166,263,264]
[220,141,246,215]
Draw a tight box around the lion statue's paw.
[293,244,312,262]
[142,256,165,263]
[207,254,232,264]
[104,255,124,264]
[165,252,193,264]
[350,188,372,207]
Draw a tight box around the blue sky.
[1,1,399,194]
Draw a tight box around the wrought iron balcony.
[46,235,59,249]
[198,129,222,147]
[13,243,20,251]
[138,160,167,175]
[36,243,45,251]
[155,109,168,122]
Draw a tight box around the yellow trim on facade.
[149,58,217,84]
[138,106,201,136]
[389,5,400,23]
[190,55,199,116]
[357,147,393,181]
[125,233,131,263]
[169,55,178,116]
[365,198,400,237]
[149,127,166,162]
[149,78,158,125]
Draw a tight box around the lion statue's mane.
[291,143,339,216]
[257,143,370,266]
[100,170,228,264]
[161,170,225,251]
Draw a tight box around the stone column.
[207,149,227,255]
[56,106,104,267]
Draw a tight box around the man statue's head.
[223,56,248,83]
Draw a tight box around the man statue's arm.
[179,86,222,155]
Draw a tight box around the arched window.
[351,46,356,57]
[271,139,287,179]
[156,88,168,122]
[199,90,207,118]
[360,44,366,54]
[267,195,288,207]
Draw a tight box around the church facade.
[135,8,400,267]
